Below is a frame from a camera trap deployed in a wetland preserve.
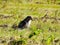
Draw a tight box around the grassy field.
[0,0,60,45]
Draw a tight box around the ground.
[0,0,60,45]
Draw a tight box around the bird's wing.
[18,21,26,28]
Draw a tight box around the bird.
[18,16,32,29]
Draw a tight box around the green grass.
[0,0,60,45]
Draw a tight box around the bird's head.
[26,16,32,21]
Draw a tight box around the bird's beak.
[31,18,33,21]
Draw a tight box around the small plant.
[29,29,42,38]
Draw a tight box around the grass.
[0,0,60,45]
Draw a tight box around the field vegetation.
[0,0,60,45]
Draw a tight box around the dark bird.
[18,16,32,29]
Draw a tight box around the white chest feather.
[26,20,31,28]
